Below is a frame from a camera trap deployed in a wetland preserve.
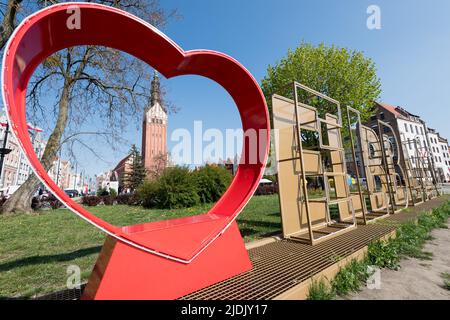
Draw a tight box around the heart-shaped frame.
[2,3,269,263]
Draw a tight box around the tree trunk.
[0,0,22,50]
[1,81,72,214]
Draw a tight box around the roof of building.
[375,102,422,123]
[375,102,449,145]
[112,153,133,172]
[375,102,402,118]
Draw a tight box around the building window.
[404,123,408,132]
[410,124,413,132]
[420,127,423,135]
[415,126,419,134]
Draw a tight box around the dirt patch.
[346,222,450,300]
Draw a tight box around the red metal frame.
[2,3,269,299]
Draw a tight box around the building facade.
[111,153,133,191]
[0,113,86,194]
[0,115,46,191]
[428,129,450,182]
[367,102,450,182]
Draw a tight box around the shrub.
[331,258,371,296]
[117,193,140,206]
[109,188,118,197]
[97,187,109,196]
[443,273,450,291]
[255,183,278,196]
[50,199,63,209]
[367,240,400,270]
[101,195,115,206]
[138,180,160,209]
[157,167,200,209]
[307,278,335,300]
[193,165,232,203]
[31,197,62,210]
[138,166,200,209]
[81,195,101,207]
[0,196,7,207]
[394,221,432,260]
[31,196,41,210]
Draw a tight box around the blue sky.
[6,0,450,179]
[160,0,450,166]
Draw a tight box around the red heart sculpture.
[2,3,269,263]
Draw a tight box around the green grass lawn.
[0,194,280,298]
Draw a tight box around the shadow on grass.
[238,219,282,240]
[237,219,281,230]
[265,211,281,217]
[0,246,102,272]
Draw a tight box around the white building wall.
[396,118,428,168]
[438,141,450,182]
[430,134,450,182]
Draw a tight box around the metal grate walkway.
[180,223,395,300]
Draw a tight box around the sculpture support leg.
[82,221,252,300]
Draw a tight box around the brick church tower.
[142,71,168,174]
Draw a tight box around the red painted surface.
[90,221,252,300]
[2,3,269,298]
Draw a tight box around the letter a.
[367,5,381,30]
[66,6,81,30]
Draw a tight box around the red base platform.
[82,220,252,300]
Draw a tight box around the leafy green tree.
[138,166,199,209]
[261,42,381,125]
[124,145,147,192]
[193,165,232,204]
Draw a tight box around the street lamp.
[0,122,12,184]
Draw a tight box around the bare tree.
[1,0,180,214]
[146,151,169,179]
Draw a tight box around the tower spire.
[150,70,161,107]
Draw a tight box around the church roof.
[113,153,133,172]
